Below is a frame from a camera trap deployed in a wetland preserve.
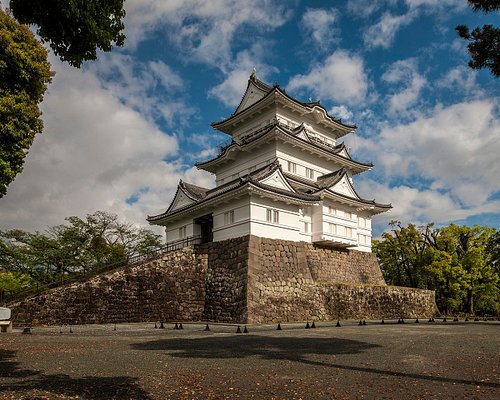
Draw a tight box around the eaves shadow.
[0,349,152,399]
[130,334,379,362]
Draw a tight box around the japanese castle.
[148,73,391,252]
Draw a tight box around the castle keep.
[10,74,437,325]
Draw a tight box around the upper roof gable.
[234,75,272,114]
[212,75,356,137]
[165,180,209,214]
[316,168,360,199]
[258,165,297,192]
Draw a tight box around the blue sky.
[0,0,498,237]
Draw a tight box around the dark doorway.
[194,214,213,244]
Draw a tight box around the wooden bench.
[0,307,12,332]
[0,320,12,333]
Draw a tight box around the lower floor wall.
[9,235,438,325]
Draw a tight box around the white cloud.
[329,105,354,122]
[436,66,481,97]
[88,54,196,128]
[208,46,279,108]
[404,0,467,12]
[302,8,339,50]
[357,99,500,228]
[0,57,211,233]
[288,50,369,106]
[358,180,500,230]
[346,0,390,18]
[381,58,426,115]
[364,11,417,49]
[124,0,291,71]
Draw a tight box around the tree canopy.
[0,1,126,197]
[456,0,500,76]
[0,9,52,197]
[373,221,500,316]
[0,211,162,285]
[9,0,126,68]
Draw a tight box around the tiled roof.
[147,161,319,223]
[213,75,356,131]
[196,121,372,172]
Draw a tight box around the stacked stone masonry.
[10,235,437,325]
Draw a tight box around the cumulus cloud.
[87,54,195,128]
[0,58,212,233]
[363,11,417,49]
[208,45,279,108]
[329,105,354,122]
[124,0,291,71]
[362,0,467,50]
[436,66,482,97]
[287,50,369,106]
[381,58,426,115]
[356,99,500,228]
[357,180,500,231]
[347,0,390,18]
[301,8,340,50]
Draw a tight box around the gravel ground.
[0,320,499,399]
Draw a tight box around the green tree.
[9,0,126,68]
[0,270,34,292]
[0,9,52,197]
[374,221,500,315]
[456,0,499,76]
[0,211,163,284]
[372,221,431,288]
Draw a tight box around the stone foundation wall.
[11,246,208,325]
[201,237,249,323]
[10,235,438,325]
[246,236,437,323]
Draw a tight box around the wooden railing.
[1,235,202,304]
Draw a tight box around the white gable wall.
[170,190,195,211]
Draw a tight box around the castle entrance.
[194,214,213,243]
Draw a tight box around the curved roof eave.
[212,86,356,134]
[147,179,319,225]
[196,123,372,174]
[320,189,392,214]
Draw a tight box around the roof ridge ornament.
[251,67,256,80]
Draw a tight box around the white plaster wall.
[215,148,276,185]
[212,198,251,242]
[231,109,277,139]
[165,220,196,242]
[276,108,343,143]
[276,141,352,181]
[249,195,302,241]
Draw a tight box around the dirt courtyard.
[0,320,499,399]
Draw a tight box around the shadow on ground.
[0,349,152,399]
[131,335,379,361]
[131,335,500,390]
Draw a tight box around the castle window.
[345,211,352,220]
[224,210,234,225]
[346,227,352,238]
[287,161,296,174]
[329,223,336,234]
[179,226,187,238]
[306,167,314,179]
[303,222,310,233]
[266,208,279,224]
